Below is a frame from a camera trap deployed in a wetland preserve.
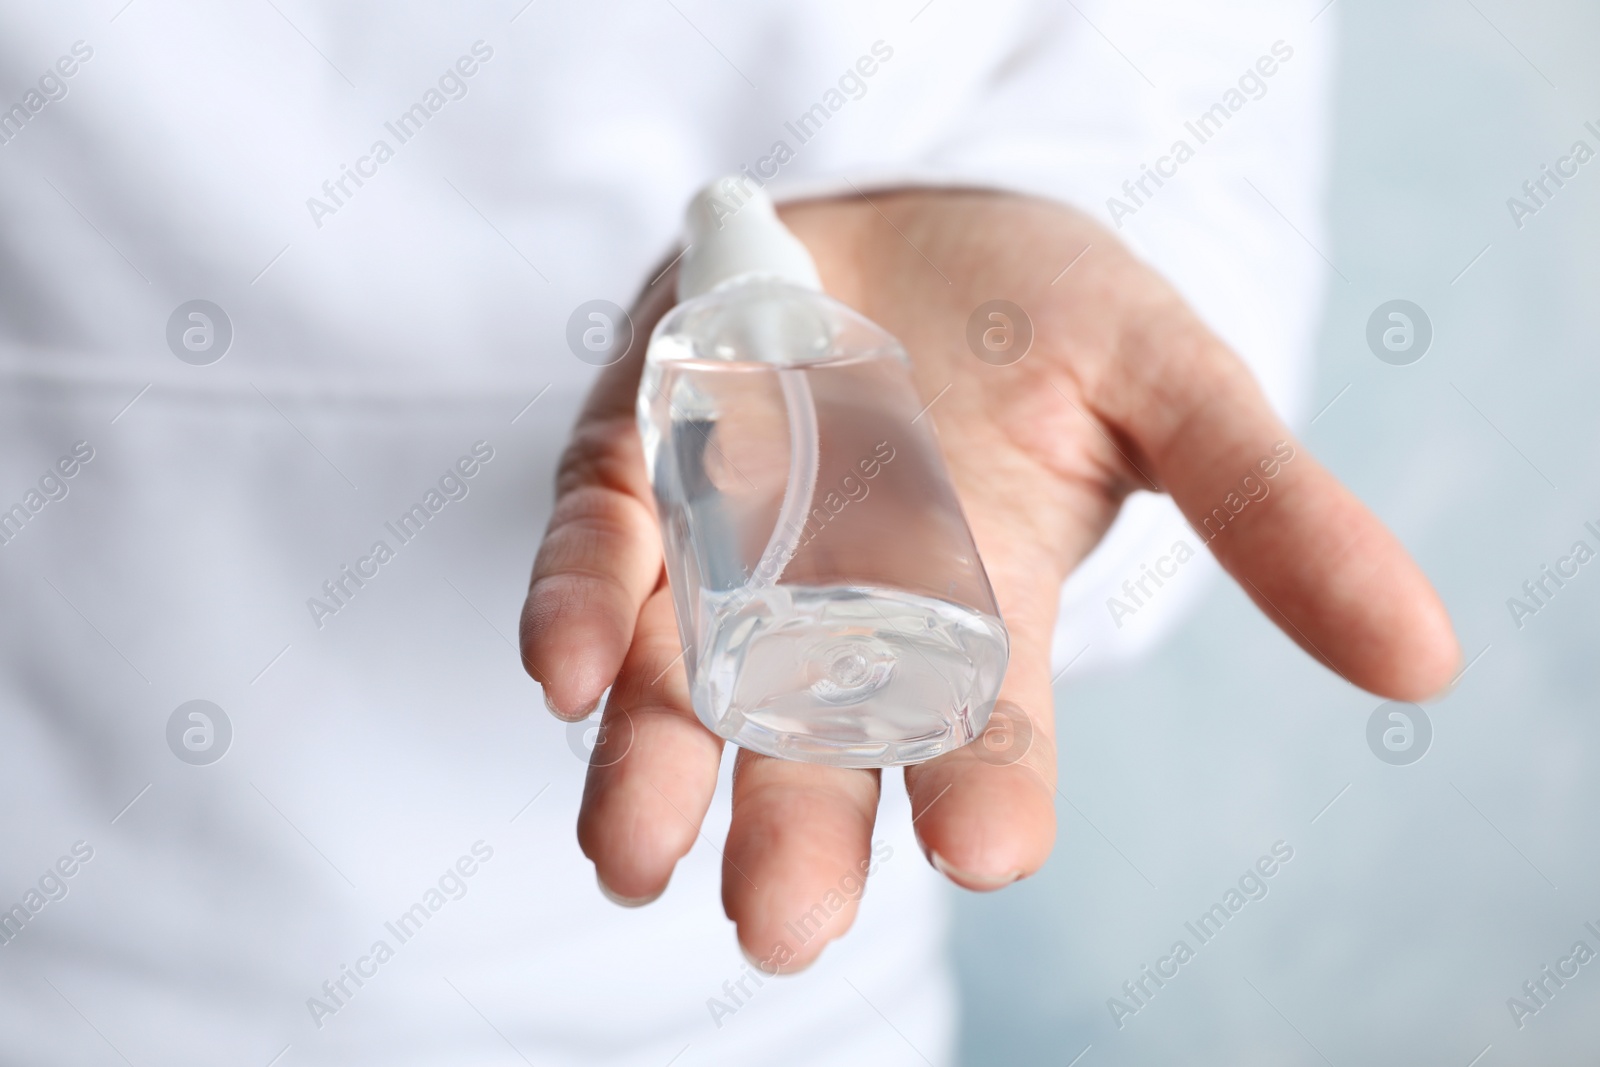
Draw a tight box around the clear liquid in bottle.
[637,182,1007,767]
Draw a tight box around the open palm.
[520,189,1459,970]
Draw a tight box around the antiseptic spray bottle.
[638,177,1007,767]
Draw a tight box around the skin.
[520,189,1460,971]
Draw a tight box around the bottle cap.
[677,176,822,301]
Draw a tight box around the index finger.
[519,266,679,717]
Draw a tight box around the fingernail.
[596,872,664,908]
[929,851,1023,892]
[544,689,599,722]
[1433,658,1468,700]
[739,944,778,974]
[741,942,815,975]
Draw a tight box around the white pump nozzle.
[677,177,822,302]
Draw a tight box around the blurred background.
[955,0,1600,1063]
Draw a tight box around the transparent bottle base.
[692,585,1008,768]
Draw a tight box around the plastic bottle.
[637,177,1007,767]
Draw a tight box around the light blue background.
[955,1,1600,1063]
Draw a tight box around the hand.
[520,189,1459,970]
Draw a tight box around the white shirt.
[0,2,1328,1063]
